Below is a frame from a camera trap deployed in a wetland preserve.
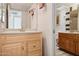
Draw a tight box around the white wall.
[29,3,55,56]
[37,4,55,56]
[30,8,38,30]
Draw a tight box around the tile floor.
[55,49,73,56]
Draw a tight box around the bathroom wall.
[29,3,55,56]
[29,4,38,30]
[37,4,55,56]
[30,8,38,30]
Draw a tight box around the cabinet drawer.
[0,35,6,43]
[28,40,41,51]
[27,33,42,40]
[59,33,75,39]
[6,35,27,43]
[1,42,27,56]
[28,49,42,56]
[5,33,42,43]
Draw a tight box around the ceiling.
[0,3,33,11]
[10,3,33,11]
[56,3,75,15]
[56,3,74,8]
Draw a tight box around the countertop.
[0,31,42,35]
[58,32,79,34]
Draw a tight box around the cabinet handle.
[22,47,24,50]
[33,45,36,48]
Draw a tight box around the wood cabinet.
[58,33,78,55]
[1,42,27,56]
[58,33,66,49]
[64,34,75,54]
[0,33,42,56]
[76,34,79,55]
[28,40,42,56]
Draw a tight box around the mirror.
[0,3,22,30]
[0,4,4,23]
[70,9,78,32]
[56,4,79,32]
[8,9,22,29]
[5,4,22,29]
[0,3,32,30]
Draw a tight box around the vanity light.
[39,3,45,9]
[29,9,34,16]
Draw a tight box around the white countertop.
[0,31,42,34]
[58,32,79,34]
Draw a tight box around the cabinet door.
[58,33,76,54]
[65,37,75,54]
[0,35,6,56]
[76,40,79,55]
[65,34,75,54]
[0,35,6,43]
[76,34,79,55]
[1,42,27,56]
[58,33,66,49]
[28,40,42,56]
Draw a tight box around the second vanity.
[58,32,79,55]
[0,31,42,56]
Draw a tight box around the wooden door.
[1,42,27,56]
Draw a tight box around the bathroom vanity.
[58,32,79,55]
[0,31,42,56]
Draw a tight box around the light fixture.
[29,9,34,16]
[39,3,45,9]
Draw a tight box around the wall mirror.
[0,3,32,30]
[56,4,79,32]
